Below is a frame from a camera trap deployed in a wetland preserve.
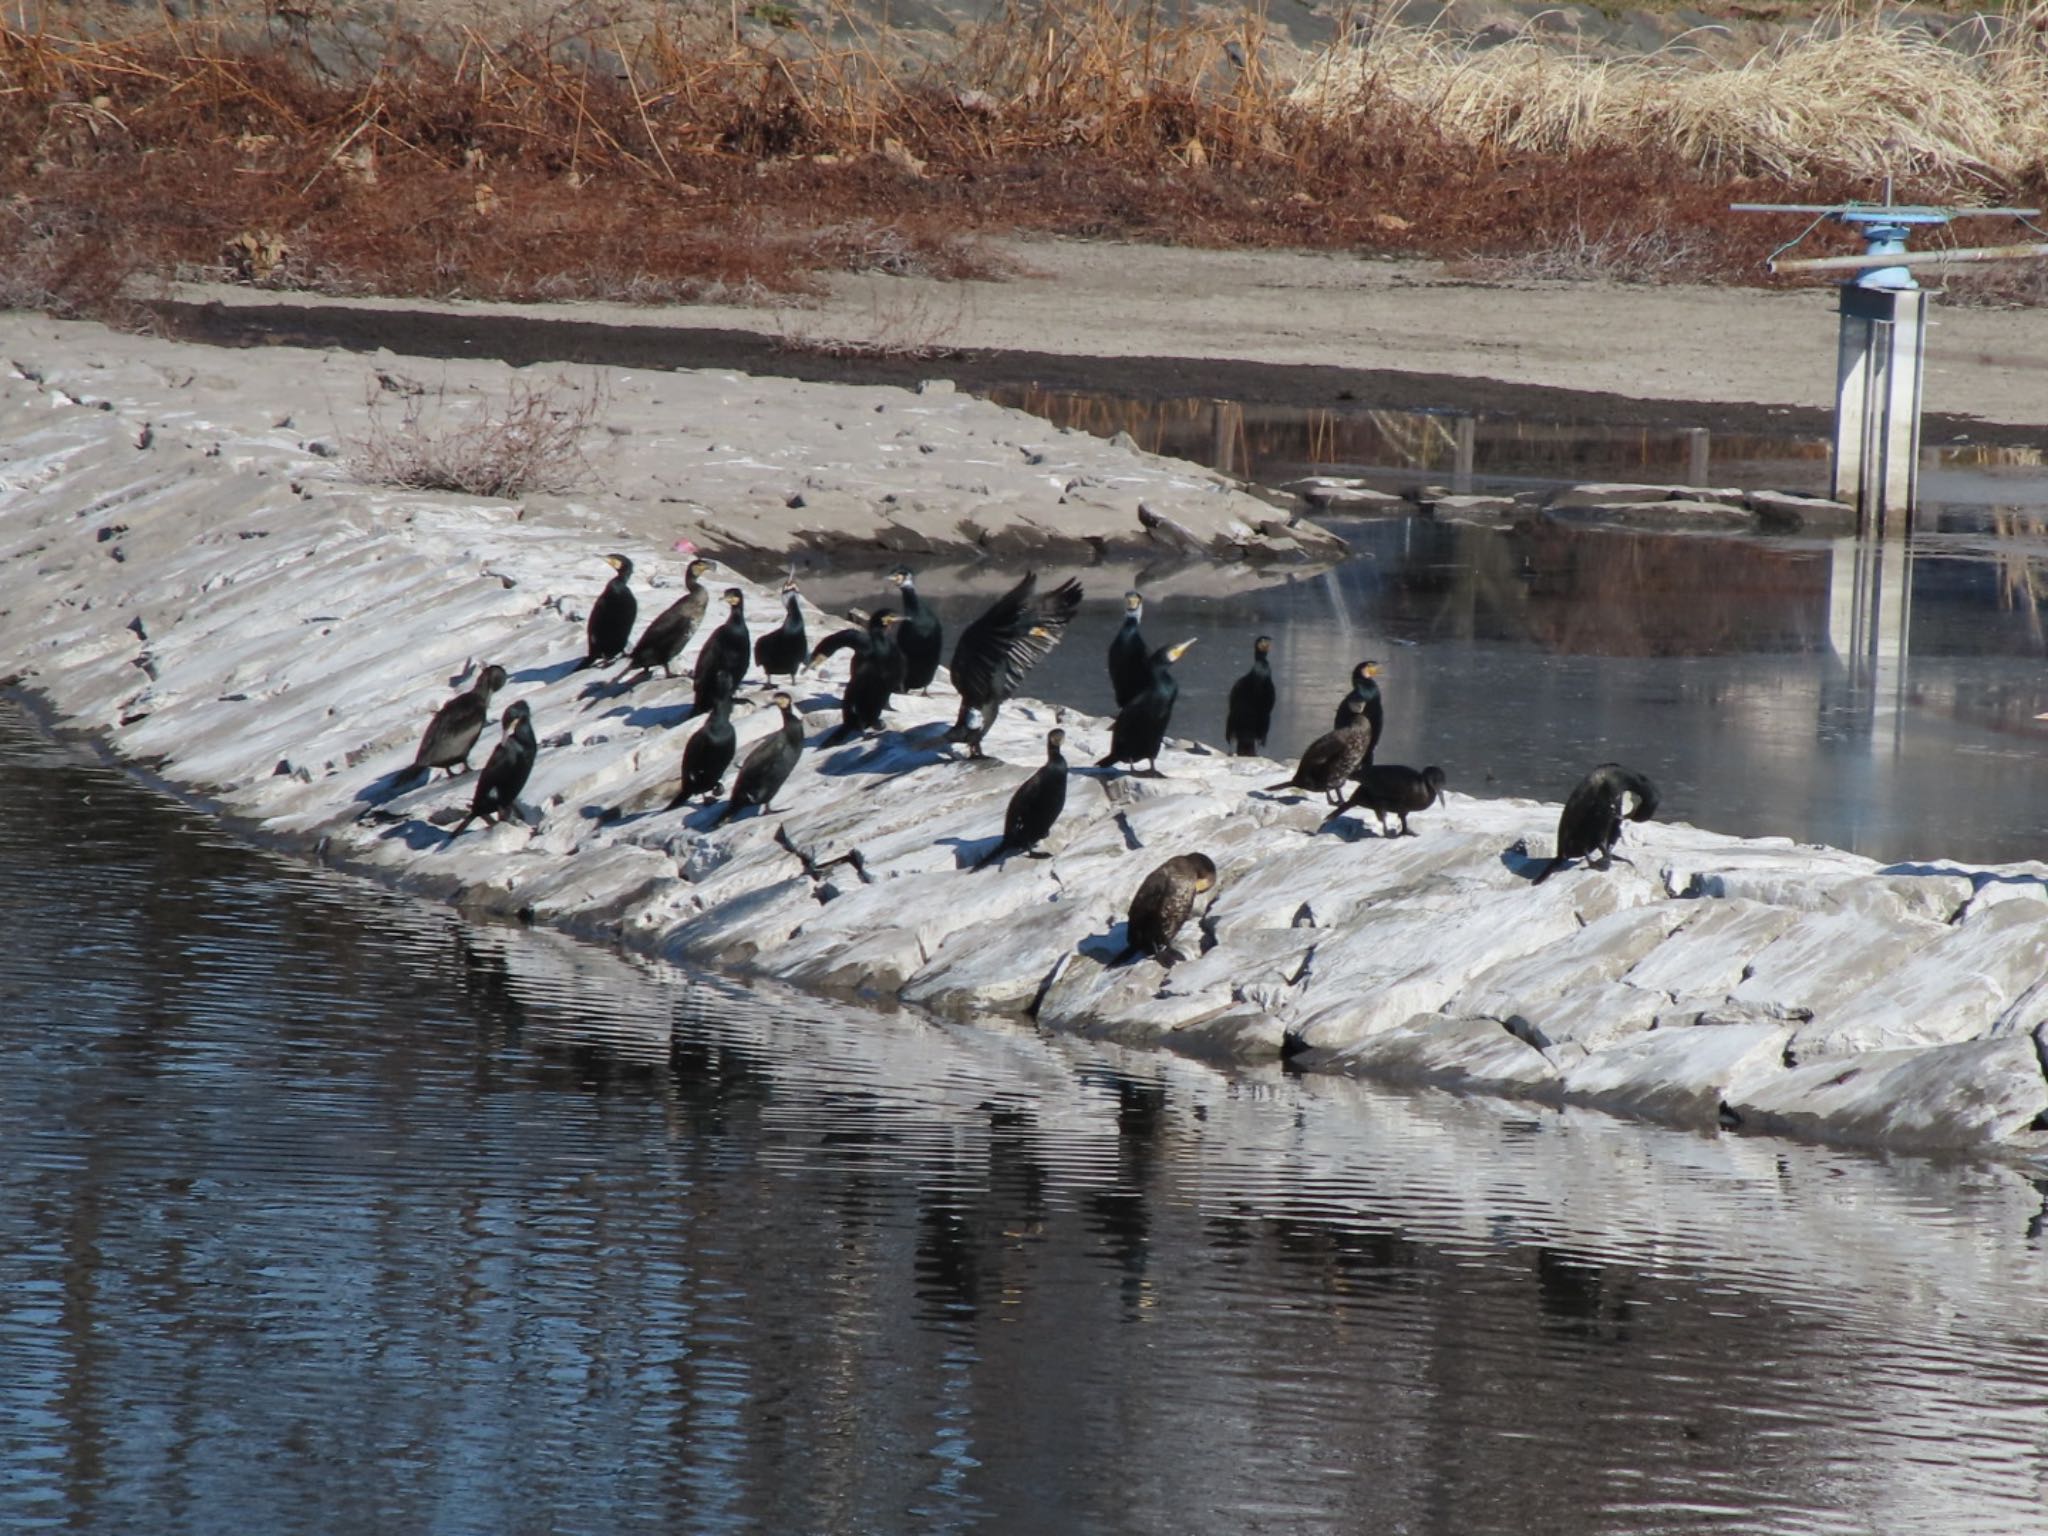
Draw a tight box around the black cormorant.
[580,554,636,669]
[1264,694,1375,803]
[1097,638,1196,775]
[1121,852,1218,964]
[888,565,944,693]
[715,691,804,823]
[668,693,737,808]
[1327,763,1446,837]
[691,588,749,715]
[1107,590,1149,709]
[1333,659,1385,761]
[1533,764,1660,883]
[448,699,536,838]
[753,579,807,684]
[408,662,506,781]
[810,610,905,740]
[1225,635,1275,756]
[946,572,1085,758]
[975,727,1069,869]
[618,557,711,682]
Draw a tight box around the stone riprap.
[4,319,2046,1160]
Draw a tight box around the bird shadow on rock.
[815,734,950,780]
[609,701,699,732]
[354,763,431,808]
[513,658,587,688]
[937,834,1006,870]
[1883,860,2048,891]
[372,816,462,852]
[1500,837,1553,883]
[1078,926,1133,966]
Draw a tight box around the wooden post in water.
[1830,286,1925,535]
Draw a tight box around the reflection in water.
[6,703,2048,1533]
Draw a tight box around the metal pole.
[1772,241,2048,276]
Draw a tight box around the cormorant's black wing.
[950,573,1083,706]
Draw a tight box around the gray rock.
[1562,1021,1791,1126]
[1730,1037,2048,1152]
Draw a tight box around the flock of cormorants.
[405,555,1660,965]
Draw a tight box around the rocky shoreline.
[5,313,2048,1161]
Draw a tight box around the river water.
[7,700,2048,1534]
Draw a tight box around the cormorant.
[946,572,1085,758]
[668,693,736,808]
[1327,763,1446,837]
[1107,590,1149,709]
[1225,635,1275,756]
[1097,638,1197,775]
[1333,659,1385,762]
[1121,852,1218,964]
[888,565,944,693]
[1533,764,1660,884]
[580,553,636,669]
[810,610,904,740]
[715,691,804,823]
[691,588,749,716]
[753,579,807,684]
[618,557,711,683]
[975,727,1069,869]
[407,663,506,781]
[448,699,536,838]
[1263,694,1375,803]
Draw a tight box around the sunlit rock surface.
[4,320,2047,1161]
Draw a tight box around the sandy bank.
[5,311,2048,1161]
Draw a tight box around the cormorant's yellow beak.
[1169,638,1198,661]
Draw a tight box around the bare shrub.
[353,373,604,499]
[1454,223,1712,284]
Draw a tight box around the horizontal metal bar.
[1731,203,2041,217]
[1771,242,2048,274]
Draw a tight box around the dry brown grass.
[353,371,605,497]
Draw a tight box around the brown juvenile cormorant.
[975,727,1069,869]
[580,554,636,669]
[1264,694,1375,803]
[1327,763,1446,837]
[946,572,1085,758]
[691,588,749,715]
[407,663,507,782]
[715,691,804,823]
[1097,638,1197,775]
[448,699,536,838]
[1225,635,1276,756]
[888,566,944,693]
[618,557,710,683]
[810,610,904,741]
[1107,590,1151,709]
[1332,659,1385,764]
[1532,764,1660,884]
[1121,852,1218,964]
[753,579,807,684]
[668,693,736,808]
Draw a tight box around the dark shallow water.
[8,702,2048,1534]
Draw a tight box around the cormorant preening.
[810,610,904,741]
[1225,635,1275,756]
[1532,764,1660,884]
[1097,638,1197,775]
[975,727,1069,869]
[753,579,807,684]
[581,554,636,668]
[946,572,1085,758]
[1108,590,1150,709]
[408,663,507,781]
[715,691,804,824]
[668,693,736,808]
[448,699,536,838]
[618,557,710,682]
[1121,852,1218,965]
[1327,764,1446,837]
[1333,660,1385,763]
[888,565,944,693]
[1264,694,1375,803]
[691,588,749,715]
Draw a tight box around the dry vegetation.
[354,371,605,496]
[0,0,2044,318]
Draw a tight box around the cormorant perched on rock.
[810,610,904,741]
[1264,694,1376,803]
[618,557,710,683]
[1107,590,1149,709]
[715,691,804,823]
[448,699,536,838]
[1121,852,1217,964]
[668,693,736,808]
[1333,659,1385,753]
[1225,635,1275,756]
[407,663,507,782]
[691,588,749,715]
[888,566,943,693]
[580,554,636,669]
[1327,764,1446,837]
[1097,638,1197,775]
[753,579,807,684]
[975,727,1069,869]
[1533,764,1660,884]
[946,572,1085,758]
